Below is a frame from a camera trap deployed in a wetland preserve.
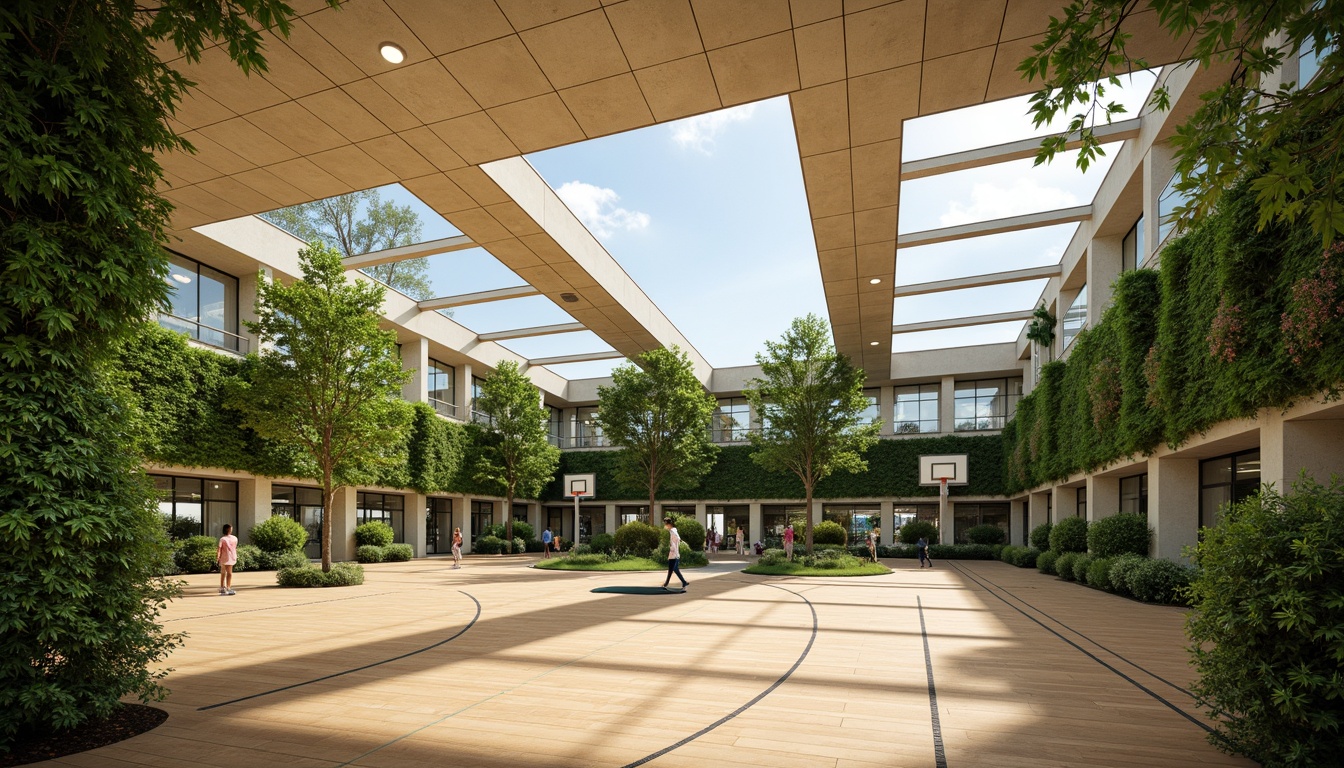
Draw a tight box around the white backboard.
[564,473,596,498]
[919,455,968,486]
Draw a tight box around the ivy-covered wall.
[544,435,1005,502]
[1003,179,1343,495]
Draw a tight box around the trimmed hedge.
[1125,558,1194,605]
[1049,517,1089,553]
[356,545,385,563]
[662,515,706,552]
[174,536,218,574]
[1055,552,1080,581]
[1085,556,1116,590]
[926,544,997,560]
[234,544,265,572]
[966,524,1006,545]
[1087,513,1151,557]
[384,543,413,562]
[354,521,395,547]
[998,545,1041,567]
[1029,522,1053,551]
[813,520,847,546]
[249,515,309,554]
[474,535,504,554]
[267,550,310,571]
[276,562,365,587]
[1071,553,1094,583]
[1108,554,1146,598]
[591,532,616,554]
[899,520,939,544]
[1036,549,1060,575]
[613,521,660,558]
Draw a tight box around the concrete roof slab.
[427,112,519,165]
[488,93,587,153]
[559,74,657,138]
[520,10,631,89]
[495,0,602,32]
[297,88,392,143]
[690,0,792,49]
[302,0,434,77]
[843,1,925,76]
[812,213,856,250]
[790,0,843,28]
[925,0,1007,59]
[706,31,800,107]
[372,59,480,124]
[605,0,703,70]
[383,0,515,56]
[357,135,438,180]
[919,47,998,115]
[265,157,350,200]
[247,101,349,156]
[400,173,479,214]
[197,117,296,167]
[398,127,468,171]
[794,17,847,87]
[339,79,419,132]
[847,64,920,145]
[850,139,902,211]
[801,149,853,219]
[632,55,722,121]
[308,144,397,189]
[790,82,850,157]
[854,205,899,245]
[441,37,555,109]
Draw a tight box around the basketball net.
[939,478,948,501]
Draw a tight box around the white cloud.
[555,181,651,238]
[668,104,757,154]
[938,178,1080,227]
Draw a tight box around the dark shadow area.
[1,704,166,767]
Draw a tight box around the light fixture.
[869,341,880,346]
[379,42,406,64]
[171,274,192,284]
[869,278,881,285]
[559,292,579,303]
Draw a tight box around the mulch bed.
[1,704,167,767]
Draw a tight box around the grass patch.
[534,555,706,571]
[743,562,891,577]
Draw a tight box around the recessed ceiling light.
[869,341,880,346]
[869,278,881,284]
[379,42,406,64]
[559,292,579,303]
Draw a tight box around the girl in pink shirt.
[217,524,238,596]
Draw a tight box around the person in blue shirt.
[541,527,553,559]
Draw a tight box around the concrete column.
[939,375,955,434]
[605,503,618,535]
[330,486,358,562]
[1028,491,1050,539]
[1087,475,1120,522]
[748,502,762,548]
[1016,499,1030,545]
[237,476,271,545]
[879,501,894,546]
[237,268,267,354]
[1260,411,1344,492]
[694,502,707,528]
[879,385,895,436]
[652,502,664,524]
[401,336,428,404]
[1150,455,1199,562]
[1088,237,1123,321]
[811,500,824,532]
[938,495,953,544]
[1054,485,1080,520]
[403,492,427,557]
[456,362,472,421]
[563,406,578,448]
[1145,142,1177,259]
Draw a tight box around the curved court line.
[917,596,948,768]
[165,592,394,622]
[619,582,818,768]
[198,590,481,711]
[947,563,1212,733]
[962,564,1194,698]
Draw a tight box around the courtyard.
[37,557,1252,768]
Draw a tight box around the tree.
[743,315,880,554]
[597,346,719,520]
[229,244,411,572]
[0,0,320,746]
[472,361,560,543]
[1020,1,1344,246]
[263,188,435,299]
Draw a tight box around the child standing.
[451,527,463,569]
[217,524,238,596]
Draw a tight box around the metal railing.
[429,398,459,419]
[158,314,248,353]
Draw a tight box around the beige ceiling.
[156,0,1193,378]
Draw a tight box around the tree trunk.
[321,465,334,573]
[804,483,814,555]
[504,490,514,549]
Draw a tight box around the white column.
[939,375,955,434]
[694,502,707,528]
[1150,455,1199,562]
[1028,491,1050,540]
[401,337,429,404]
[605,503,618,534]
[879,501,894,546]
[748,502,762,548]
[456,362,472,421]
[1088,237,1122,322]
[404,492,427,557]
[1054,485,1080,520]
[879,385,895,436]
[1260,410,1344,491]
[330,487,358,562]
[1087,475,1120,522]
[237,476,271,545]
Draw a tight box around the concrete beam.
[528,351,625,366]
[892,265,1062,298]
[900,119,1142,180]
[342,235,475,270]
[897,206,1092,249]
[478,322,586,342]
[891,309,1034,334]
[419,285,540,311]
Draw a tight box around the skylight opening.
[420,248,524,299]
[891,321,1027,353]
[497,330,615,361]
[446,295,575,334]
[895,225,1078,285]
[893,283,1046,326]
[541,359,629,380]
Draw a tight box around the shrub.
[1087,513,1151,557]
[926,544,997,560]
[614,521,660,558]
[760,548,787,566]
[998,544,1018,563]
[250,515,309,553]
[561,554,606,567]
[1030,522,1053,551]
[161,513,201,542]
[1071,553,1094,583]
[510,521,534,542]
[1036,549,1059,575]
[813,520,847,546]
[1187,480,1344,766]
[383,543,413,562]
[571,543,593,555]
[1016,548,1042,567]
[354,521,395,547]
[590,533,616,554]
[1126,558,1194,605]
[662,515,706,552]
[174,536,218,574]
[356,545,385,563]
[524,538,546,552]
[474,535,503,555]
[1055,552,1080,581]
[1085,556,1116,590]
[966,524,1007,545]
[900,520,939,544]
[268,550,310,571]
[1108,554,1146,597]
[1049,516,1089,553]
[234,544,265,572]
[277,562,365,588]
[512,537,525,555]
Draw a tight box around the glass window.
[579,507,605,543]
[761,505,807,546]
[357,492,405,542]
[823,503,880,544]
[705,504,748,548]
[152,474,238,541]
[470,500,494,541]
[1158,169,1197,245]
[711,397,751,442]
[893,504,939,532]
[159,252,242,352]
[1199,450,1260,530]
[1061,284,1088,350]
[1299,31,1334,87]
[547,406,563,447]
[1122,215,1145,272]
[857,389,880,427]
[893,384,939,433]
[471,376,490,424]
[426,497,453,554]
[573,406,606,447]
[273,484,323,558]
[953,378,1022,431]
[428,359,457,417]
[953,503,1010,543]
[1119,474,1148,518]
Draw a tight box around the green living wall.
[544,434,1004,502]
[1004,178,1344,495]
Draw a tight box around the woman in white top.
[662,519,689,591]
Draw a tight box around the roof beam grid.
[891,309,1035,335]
[419,285,541,311]
[478,321,586,342]
[900,119,1142,180]
[892,265,1062,298]
[527,351,625,367]
[342,235,475,270]
[897,206,1092,249]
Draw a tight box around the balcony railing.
[471,409,492,426]
[429,397,459,419]
[158,314,248,353]
[567,434,610,448]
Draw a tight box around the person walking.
[662,518,689,591]
[782,524,795,561]
[541,527,553,559]
[451,527,463,569]
[868,526,879,563]
[916,536,932,568]
[735,525,745,556]
[708,528,717,554]
[217,524,238,596]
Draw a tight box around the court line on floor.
[946,563,1211,733]
[164,591,395,622]
[197,590,481,711]
[961,564,1194,698]
[917,596,949,768]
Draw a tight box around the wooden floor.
[39,555,1256,768]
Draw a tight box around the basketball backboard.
[919,455,968,486]
[564,473,596,498]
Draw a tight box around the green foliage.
[661,515,706,552]
[160,513,201,542]
[228,244,411,571]
[613,521,661,559]
[1049,517,1089,553]
[509,521,535,543]
[234,545,265,572]
[744,314,880,551]
[966,524,1007,545]
[356,545,385,563]
[654,542,708,566]
[596,346,719,511]
[474,535,504,555]
[900,520,940,544]
[1087,514,1151,557]
[174,536,219,574]
[1026,304,1057,348]
[927,544,998,561]
[276,562,365,588]
[268,550,311,571]
[1071,553,1094,583]
[1126,559,1195,605]
[1030,522,1054,551]
[1037,549,1060,575]
[249,515,309,554]
[1187,478,1344,766]
[1108,554,1146,598]
[1085,556,1115,591]
[591,532,616,554]
[511,536,525,555]
[813,520,848,546]
[354,522,395,548]
[759,548,788,566]
[1007,547,1043,568]
[379,543,412,562]
[1055,552,1080,581]
[1020,0,1344,247]
[472,361,561,542]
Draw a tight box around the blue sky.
[372,70,1159,377]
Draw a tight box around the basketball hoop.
[939,477,948,500]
